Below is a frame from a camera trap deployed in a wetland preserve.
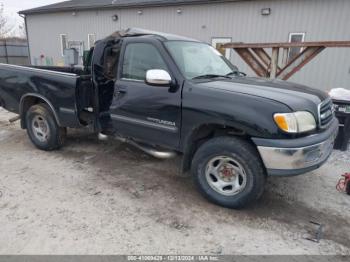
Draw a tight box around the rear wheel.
[26,104,66,151]
[191,136,266,209]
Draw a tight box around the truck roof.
[106,28,200,42]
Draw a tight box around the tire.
[191,136,266,209]
[25,104,66,151]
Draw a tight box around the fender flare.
[19,93,61,128]
[180,122,247,173]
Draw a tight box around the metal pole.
[19,14,30,65]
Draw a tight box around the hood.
[196,77,329,112]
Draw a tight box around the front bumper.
[252,119,339,176]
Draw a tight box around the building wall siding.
[26,0,350,90]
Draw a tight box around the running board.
[98,133,177,160]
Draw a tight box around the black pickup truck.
[0,28,338,208]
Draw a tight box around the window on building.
[88,34,96,49]
[68,40,84,57]
[121,43,168,81]
[288,32,305,62]
[211,37,232,60]
[60,34,68,56]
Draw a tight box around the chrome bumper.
[253,119,338,176]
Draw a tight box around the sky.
[1,0,63,26]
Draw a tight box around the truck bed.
[0,63,93,128]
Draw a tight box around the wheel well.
[181,124,252,173]
[20,96,59,129]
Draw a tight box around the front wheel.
[26,104,66,151]
[191,136,266,209]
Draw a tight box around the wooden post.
[270,47,279,79]
[235,48,268,77]
[282,48,289,67]
[277,46,325,80]
[223,41,350,80]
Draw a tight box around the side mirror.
[146,69,172,86]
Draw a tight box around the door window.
[121,43,168,81]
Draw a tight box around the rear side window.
[121,43,168,81]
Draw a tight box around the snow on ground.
[0,107,349,255]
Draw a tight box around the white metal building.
[19,0,350,91]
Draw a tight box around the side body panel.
[0,64,80,128]
[180,81,293,151]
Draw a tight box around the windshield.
[165,41,238,80]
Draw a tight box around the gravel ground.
[0,107,349,255]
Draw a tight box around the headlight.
[274,111,316,133]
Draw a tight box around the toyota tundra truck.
[0,28,338,208]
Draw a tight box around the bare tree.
[18,20,27,39]
[0,3,13,37]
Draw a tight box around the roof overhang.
[19,0,252,15]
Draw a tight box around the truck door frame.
[90,38,123,133]
[111,36,185,149]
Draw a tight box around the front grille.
[318,98,334,128]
